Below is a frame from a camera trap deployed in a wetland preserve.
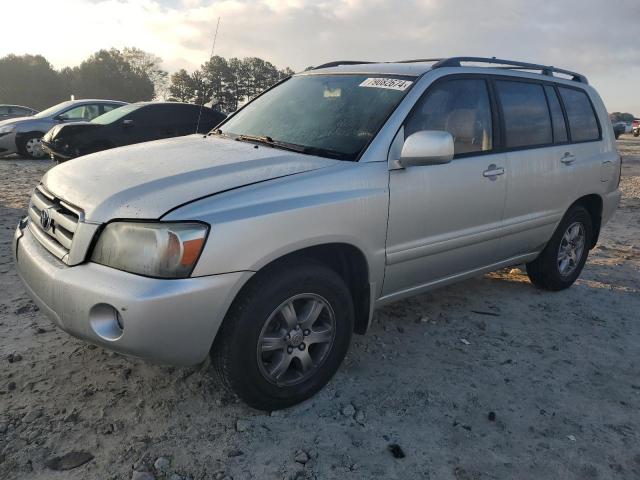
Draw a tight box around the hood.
[42,135,341,222]
[0,116,54,133]
[44,121,97,142]
[0,116,33,127]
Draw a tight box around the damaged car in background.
[0,99,126,159]
[42,102,226,162]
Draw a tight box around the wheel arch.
[229,243,373,336]
[16,130,46,146]
[570,194,603,248]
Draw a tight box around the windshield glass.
[33,101,74,119]
[219,74,414,161]
[91,104,142,125]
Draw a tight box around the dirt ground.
[1,137,639,480]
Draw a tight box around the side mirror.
[122,119,134,127]
[398,130,454,168]
[55,114,69,122]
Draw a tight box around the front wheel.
[526,205,592,291]
[212,260,354,410]
[17,134,46,159]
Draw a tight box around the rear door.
[384,76,508,296]
[498,79,600,258]
[497,79,573,257]
[169,104,200,136]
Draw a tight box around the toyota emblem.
[40,208,53,231]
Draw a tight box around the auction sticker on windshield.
[359,78,413,91]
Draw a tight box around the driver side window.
[405,78,493,156]
[61,104,101,121]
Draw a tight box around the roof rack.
[395,58,444,64]
[312,60,374,70]
[310,57,588,84]
[431,57,588,84]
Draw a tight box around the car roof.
[0,104,37,110]
[70,99,127,104]
[133,102,203,107]
[299,57,589,85]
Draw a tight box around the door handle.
[561,152,576,165]
[483,164,505,178]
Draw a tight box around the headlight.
[91,221,209,278]
[0,124,16,136]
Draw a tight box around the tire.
[17,133,46,159]
[526,205,592,291]
[212,260,354,410]
[634,130,639,137]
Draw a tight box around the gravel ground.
[1,137,639,480]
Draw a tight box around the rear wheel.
[526,205,592,291]
[17,133,46,159]
[212,260,354,410]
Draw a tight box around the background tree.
[168,69,196,102]
[122,47,169,100]
[201,56,233,111]
[68,49,154,102]
[0,54,68,110]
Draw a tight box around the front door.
[383,77,507,296]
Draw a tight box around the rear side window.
[495,80,552,148]
[102,104,120,114]
[405,78,493,155]
[544,86,568,143]
[172,104,199,124]
[558,87,599,142]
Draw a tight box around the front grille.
[27,185,82,263]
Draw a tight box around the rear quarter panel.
[572,86,620,222]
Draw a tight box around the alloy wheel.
[557,221,585,276]
[257,293,336,386]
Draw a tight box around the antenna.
[196,16,221,135]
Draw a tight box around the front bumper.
[41,140,74,161]
[14,222,252,366]
[0,131,18,156]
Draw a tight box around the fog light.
[89,303,124,341]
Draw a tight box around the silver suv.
[14,57,621,410]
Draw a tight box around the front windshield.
[219,74,415,161]
[33,101,74,119]
[91,104,142,125]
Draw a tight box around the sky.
[2,0,639,114]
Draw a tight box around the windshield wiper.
[208,128,230,138]
[235,134,307,154]
[234,134,352,161]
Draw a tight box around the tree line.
[0,49,294,113]
[609,112,637,123]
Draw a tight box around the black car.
[42,102,226,162]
